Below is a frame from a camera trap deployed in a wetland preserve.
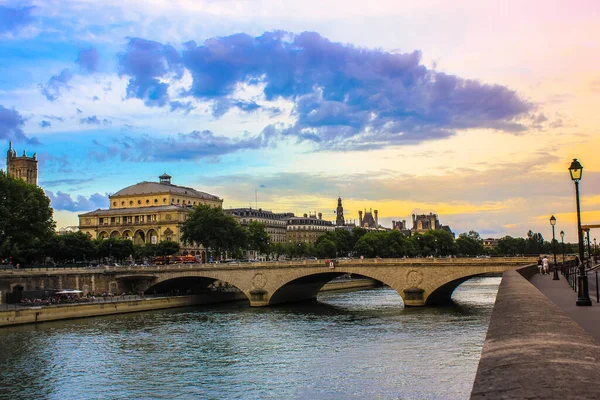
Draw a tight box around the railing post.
[596,271,599,303]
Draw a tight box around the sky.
[1,0,599,243]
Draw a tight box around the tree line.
[0,172,587,266]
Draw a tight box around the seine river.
[0,277,500,400]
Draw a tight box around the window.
[154,199,158,204]
[113,201,117,207]
[146,200,150,204]
[121,201,125,206]
[138,200,141,205]
[129,201,133,206]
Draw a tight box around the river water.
[0,277,500,400]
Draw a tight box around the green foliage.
[45,232,97,263]
[181,205,247,257]
[157,240,180,257]
[0,171,55,261]
[95,237,134,262]
[316,238,337,258]
[354,230,414,258]
[246,221,270,255]
[456,230,484,256]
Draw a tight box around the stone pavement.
[530,269,600,344]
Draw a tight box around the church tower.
[6,141,38,185]
[336,196,345,226]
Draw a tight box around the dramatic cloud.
[0,105,39,144]
[45,190,109,212]
[118,38,183,107]
[118,31,533,150]
[0,5,34,35]
[39,69,73,101]
[76,47,100,73]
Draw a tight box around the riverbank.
[0,278,379,327]
[470,266,600,399]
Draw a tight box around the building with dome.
[78,174,222,261]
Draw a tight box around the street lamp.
[550,215,558,280]
[560,230,565,273]
[569,158,591,306]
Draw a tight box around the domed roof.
[110,177,220,201]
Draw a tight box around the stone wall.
[470,269,600,399]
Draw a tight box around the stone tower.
[336,196,345,226]
[6,141,38,185]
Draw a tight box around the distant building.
[391,220,411,236]
[410,213,453,237]
[358,208,386,231]
[334,197,357,232]
[6,141,38,185]
[287,213,335,244]
[224,208,294,244]
[78,173,222,261]
[483,238,500,249]
[57,226,80,235]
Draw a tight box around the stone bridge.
[0,258,538,307]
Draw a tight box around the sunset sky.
[1,0,599,242]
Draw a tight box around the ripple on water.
[0,277,500,399]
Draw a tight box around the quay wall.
[0,279,377,327]
[470,268,600,399]
[0,292,246,327]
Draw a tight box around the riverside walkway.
[471,266,600,399]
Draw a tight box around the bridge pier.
[403,288,425,307]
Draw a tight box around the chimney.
[374,210,379,226]
[303,213,308,218]
[318,212,322,220]
[359,210,363,226]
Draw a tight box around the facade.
[358,208,386,231]
[78,174,222,260]
[6,142,38,185]
[224,208,294,244]
[286,213,335,244]
[391,220,412,236]
[410,213,453,236]
[334,197,357,232]
[483,238,500,249]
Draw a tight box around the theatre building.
[78,174,222,261]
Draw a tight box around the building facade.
[6,142,38,185]
[78,174,222,260]
[410,213,453,236]
[286,213,335,244]
[224,208,293,244]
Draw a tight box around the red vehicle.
[153,255,199,265]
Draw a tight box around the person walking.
[537,257,543,274]
[542,255,549,275]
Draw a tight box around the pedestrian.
[537,257,543,274]
[542,255,549,275]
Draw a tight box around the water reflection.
[0,277,500,399]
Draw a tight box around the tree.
[456,231,484,256]
[181,205,246,259]
[96,238,134,263]
[316,238,337,258]
[46,232,97,263]
[246,221,270,256]
[157,240,180,257]
[0,171,55,262]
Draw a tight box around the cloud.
[0,105,39,144]
[169,100,195,113]
[36,152,70,171]
[39,68,73,101]
[0,5,34,35]
[118,38,183,107]
[41,177,94,187]
[119,31,532,150]
[45,190,110,212]
[90,129,268,162]
[80,115,111,125]
[76,47,100,73]
[39,120,51,128]
[42,115,64,122]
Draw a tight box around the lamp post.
[560,230,565,273]
[550,215,559,280]
[595,238,597,257]
[569,158,591,306]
